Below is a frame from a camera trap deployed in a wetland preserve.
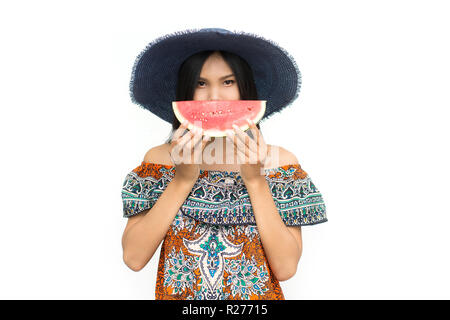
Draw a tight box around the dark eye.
[224,80,235,85]
[197,80,206,87]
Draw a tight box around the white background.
[1,0,449,299]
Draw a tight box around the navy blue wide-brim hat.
[129,28,302,124]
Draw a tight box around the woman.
[121,28,328,300]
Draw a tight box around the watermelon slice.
[172,100,266,137]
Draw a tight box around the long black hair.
[165,50,260,143]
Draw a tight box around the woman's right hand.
[169,120,210,184]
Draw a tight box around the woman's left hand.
[226,119,269,184]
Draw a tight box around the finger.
[238,143,259,164]
[227,131,255,164]
[225,130,237,150]
[190,127,204,151]
[183,126,202,152]
[177,129,194,150]
[248,120,262,146]
[228,129,251,160]
[201,133,210,150]
[235,128,264,164]
[225,131,238,162]
[236,125,259,157]
[171,129,194,163]
[244,118,256,140]
[235,144,249,164]
[186,120,203,135]
[235,135,249,159]
[247,119,268,162]
[172,120,189,141]
[232,124,258,155]
[194,133,210,163]
[246,119,263,147]
[175,120,189,139]
[258,143,268,163]
[245,118,257,142]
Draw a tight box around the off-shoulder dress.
[121,162,327,300]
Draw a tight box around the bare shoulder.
[143,143,173,165]
[267,144,299,168]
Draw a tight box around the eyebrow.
[198,74,235,81]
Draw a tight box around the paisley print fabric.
[121,162,327,300]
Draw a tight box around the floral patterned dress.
[121,162,327,300]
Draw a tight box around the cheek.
[228,86,241,100]
[193,89,204,100]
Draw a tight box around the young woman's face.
[193,51,241,101]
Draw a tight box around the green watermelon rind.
[172,100,266,137]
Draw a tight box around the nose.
[207,85,221,100]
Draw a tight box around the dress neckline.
[139,161,302,175]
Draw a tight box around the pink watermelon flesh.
[172,100,266,137]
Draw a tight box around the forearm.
[244,177,301,280]
[122,177,195,270]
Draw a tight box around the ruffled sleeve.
[121,162,175,218]
[268,164,328,226]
